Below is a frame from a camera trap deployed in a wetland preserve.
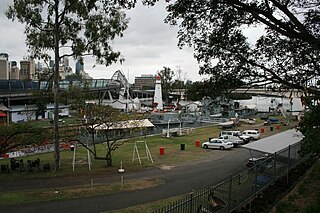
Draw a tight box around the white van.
[242,130,260,140]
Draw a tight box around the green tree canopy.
[78,104,146,166]
[157,67,175,104]
[298,97,320,157]
[6,0,137,170]
[0,122,50,155]
[164,0,320,95]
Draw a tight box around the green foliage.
[186,77,245,100]
[276,201,299,213]
[0,122,50,154]
[79,104,146,166]
[32,90,50,120]
[6,0,134,65]
[299,97,320,157]
[6,0,138,170]
[157,67,174,103]
[165,0,320,95]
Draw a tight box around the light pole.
[167,118,181,138]
[167,119,171,138]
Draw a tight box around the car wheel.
[204,145,208,149]
[220,146,225,150]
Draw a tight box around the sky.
[0,1,208,83]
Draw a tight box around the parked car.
[202,138,234,150]
[263,117,279,126]
[239,118,256,125]
[242,130,260,140]
[246,155,268,167]
[219,135,246,146]
[219,130,251,144]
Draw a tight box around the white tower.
[153,75,163,111]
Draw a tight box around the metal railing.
[154,142,307,213]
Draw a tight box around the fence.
[154,142,307,213]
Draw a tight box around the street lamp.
[167,118,182,138]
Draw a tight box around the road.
[1,147,254,213]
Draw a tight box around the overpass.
[232,88,304,98]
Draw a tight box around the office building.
[0,53,10,80]
[134,74,155,90]
[20,59,36,80]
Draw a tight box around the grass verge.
[274,159,320,213]
[0,178,164,205]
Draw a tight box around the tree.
[75,104,145,167]
[164,0,320,95]
[186,76,244,101]
[6,0,135,170]
[0,122,50,155]
[157,67,175,104]
[298,97,320,157]
[162,0,320,157]
[33,90,50,120]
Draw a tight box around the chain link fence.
[154,142,307,213]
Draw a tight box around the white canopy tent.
[242,129,304,154]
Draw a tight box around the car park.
[242,130,260,140]
[202,138,234,150]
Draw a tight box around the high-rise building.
[134,74,155,90]
[75,60,84,75]
[0,53,10,80]
[20,59,36,80]
[11,61,17,67]
[10,61,19,80]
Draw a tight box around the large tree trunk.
[53,0,60,171]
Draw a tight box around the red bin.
[160,147,165,155]
[196,140,200,147]
[276,125,280,129]
[260,128,264,133]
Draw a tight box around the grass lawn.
[0,117,298,207]
[273,160,320,213]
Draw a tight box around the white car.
[242,130,261,140]
[219,130,251,144]
[202,138,234,150]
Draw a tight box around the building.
[134,74,155,90]
[0,53,10,80]
[20,59,36,80]
[10,103,70,123]
[10,66,20,80]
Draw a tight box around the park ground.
[0,116,319,212]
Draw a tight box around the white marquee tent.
[242,129,304,154]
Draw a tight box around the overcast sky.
[0,1,210,83]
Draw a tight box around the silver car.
[202,138,234,150]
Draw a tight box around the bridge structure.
[232,88,304,98]
[0,70,154,107]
